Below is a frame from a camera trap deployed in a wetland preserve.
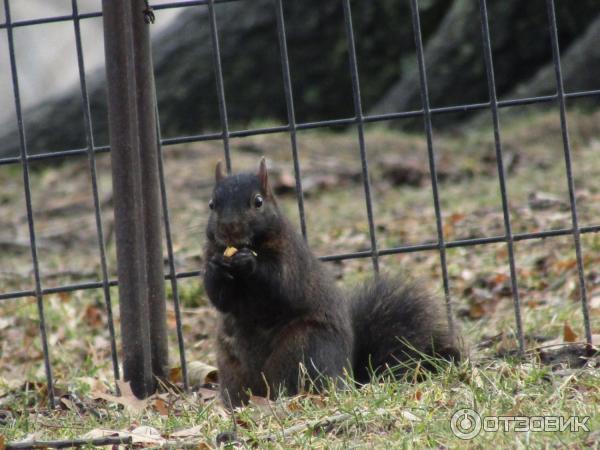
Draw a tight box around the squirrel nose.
[218,218,238,234]
[217,220,249,245]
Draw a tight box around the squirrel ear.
[257,157,270,193]
[215,160,225,183]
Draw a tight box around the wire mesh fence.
[0,0,598,409]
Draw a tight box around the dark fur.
[351,277,460,383]
[203,160,460,406]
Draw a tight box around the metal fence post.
[132,0,170,379]
[102,0,167,397]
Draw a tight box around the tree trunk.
[509,13,600,100]
[369,0,600,127]
[0,0,451,159]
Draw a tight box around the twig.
[532,341,598,353]
[144,442,212,450]
[0,239,53,252]
[260,412,355,441]
[6,435,132,449]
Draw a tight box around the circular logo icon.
[450,408,482,440]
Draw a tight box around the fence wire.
[0,0,598,410]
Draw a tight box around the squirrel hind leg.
[350,275,461,383]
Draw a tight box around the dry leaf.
[59,397,78,412]
[84,305,104,328]
[494,273,509,283]
[91,380,148,414]
[83,427,165,446]
[468,303,485,319]
[469,367,485,389]
[563,323,578,342]
[130,426,165,445]
[171,425,203,438]
[76,376,108,393]
[0,317,14,331]
[0,434,5,450]
[556,258,577,271]
[169,367,182,384]
[414,389,423,401]
[188,361,219,386]
[152,398,169,416]
[82,429,122,440]
[197,387,218,401]
[589,294,600,310]
[248,395,273,416]
[401,410,421,422]
[57,292,71,302]
[287,393,326,411]
[247,395,289,421]
[528,191,567,210]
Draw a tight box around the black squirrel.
[203,158,460,406]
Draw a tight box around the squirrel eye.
[253,194,264,208]
[209,199,214,210]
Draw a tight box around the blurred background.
[0,0,599,158]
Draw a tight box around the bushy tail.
[350,276,461,383]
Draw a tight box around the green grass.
[1,358,598,448]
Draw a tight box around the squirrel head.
[206,157,283,251]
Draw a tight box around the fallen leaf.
[82,427,165,446]
[171,425,203,438]
[169,367,182,384]
[130,426,165,445]
[0,434,5,450]
[81,429,122,440]
[248,395,270,406]
[91,380,148,414]
[401,410,421,422]
[57,292,71,302]
[287,393,326,411]
[0,317,14,331]
[468,302,485,319]
[379,156,426,187]
[589,294,600,310]
[84,305,104,328]
[528,191,567,211]
[563,323,578,343]
[152,398,169,416]
[188,361,219,386]
[414,390,422,401]
[197,387,218,401]
[247,395,288,420]
[555,258,577,272]
[59,396,78,412]
[76,377,108,393]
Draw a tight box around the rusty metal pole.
[132,0,169,379]
[102,0,159,398]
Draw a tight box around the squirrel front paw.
[210,248,257,280]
